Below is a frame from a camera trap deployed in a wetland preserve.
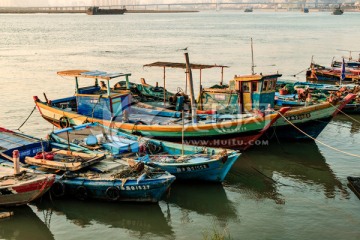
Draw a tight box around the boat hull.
[0,128,49,162]
[0,171,55,206]
[148,153,239,182]
[267,95,354,140]
[34,99,285,150]
[54,175,175,203]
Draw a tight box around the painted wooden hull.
[53,169,175,202]
[50,123,241,182]
[34,98,287,150]
[147,156,238,182]
[0,127,49,162]
[0,162,55,206]
[268,94,355,140]
[306,69,359,83]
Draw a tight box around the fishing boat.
[276,81,360,114]
[244,7,253,12]
[332,6,344,15]
[0,127,49,162]
[306,62,360,83]
[0,160,55,206]
[347,176,360,199]
[86,6,126,15]
[49,158,175,202]
[24,149,105,171]
[0,126,176,203]
[33,69,289,150]
[49,122,241,182]
[197,73,355,140]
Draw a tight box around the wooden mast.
[184,52,197,123]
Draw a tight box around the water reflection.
[226,141,349,203]
[332,115,360,135]
[165,182,238,222]
[0,205,54,240]
[33,199,174,238]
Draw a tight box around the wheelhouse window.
[251,81,258,92]
[242,82,250,92]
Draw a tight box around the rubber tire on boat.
[59,116,70,129]
[51,181,66,198]
[75,186,88,201]
[134,120,147,125]
[105,187,120,201]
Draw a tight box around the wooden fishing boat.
[49,122,241,182]
[347,176,360,199]
[33,69,289,150]
[270,93,355,140]
[0,127,49,162]
[49,158,175,202]
[24,149,105,171]
[197,73,356,140]
[0,160,55,206]
[276,81,360,114]
[0,126,176,203]
[306,63,360,83]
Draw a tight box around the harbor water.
[1,11,360,240]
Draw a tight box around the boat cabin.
[56,70,132,120]
[199,73,281,114]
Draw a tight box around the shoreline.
[0,7,358,14]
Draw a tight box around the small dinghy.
[347,176,360,199]
[24,149,105,171]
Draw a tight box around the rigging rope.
[329,102,360,124]
[16,106,36,131]
[277,111,360,159]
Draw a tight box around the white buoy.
[13,150,20,175]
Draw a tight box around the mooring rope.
[329,102,360,124]
[277,111,360,159]
[16,106,36,131]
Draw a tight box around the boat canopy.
[143,61,228,70]
[57,70,131,80]
[234,73,282,82]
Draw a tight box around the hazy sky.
[1,0,221,7]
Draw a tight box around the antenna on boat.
[336,49,360,61]
[251,38,255,75]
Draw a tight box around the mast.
[184,52,197,123]
[251,38,255,75]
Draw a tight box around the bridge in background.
[0,1,357,14]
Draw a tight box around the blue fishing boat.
[0,126,176,203]
[49,123,241,182]
[52,159,175,202]
[0,127,49,162]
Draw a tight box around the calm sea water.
[1,11,360,240]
